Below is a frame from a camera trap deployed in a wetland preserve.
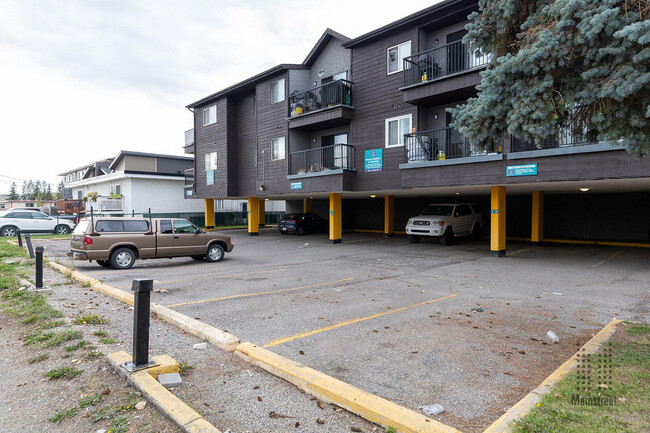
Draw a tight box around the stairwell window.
[271,78,285,104]
[203,105,217,126]
[387,41,411,74]
[385,114,412,148]
[271,137,285,161]
[204,152,217,170]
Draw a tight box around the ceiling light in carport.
[370,195,376,198]
[579,188,590,192]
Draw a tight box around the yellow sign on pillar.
[248,197,259,236]
[490,186,506,257]
[258,199,266,227]
[303,198,313,213]
[531,191,544,245]
[329,193,342,244]
[384,196,395,237]
[204,199,215,229]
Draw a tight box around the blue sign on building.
[364,149,383,172]
[506,164,538,177]
[206,170,215,185]
[290,182,303,190]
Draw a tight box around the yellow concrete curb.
[107,351,221,433]
[482,318,622,433]
[235,342,462,433]
[47,261,240,351]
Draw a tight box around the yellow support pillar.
[258,199,266,228]
[384,196,395,237]
[490,186,506,257]
[303,198,312,213]
[531,191,544,246]
[329,193,342,244]
[248,197,259,236]
[204,199,215,229]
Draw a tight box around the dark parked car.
[278,213,328,236]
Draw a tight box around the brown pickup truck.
[68,217,234,269]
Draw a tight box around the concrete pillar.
[303,198,312,213]
[204,199,215,229]
[258,199,266,228]
[531,191,544,246]
[248,197,259,236]
[384,196,395,237]
[490,186,506,257]
[329,193,342,244]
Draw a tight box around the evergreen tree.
[56,180,64,200]
[450,0,650,157]
[25,180,35,200]
[20,181,27,200]
[8,182,18,200]
[44,184,54,201]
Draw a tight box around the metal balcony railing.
[184,168,194,187]
[289,144,354,175]
[404,127,501,162]
[403,41,490,87]
[289,80,353,117]
[185,129,194,146]
[511,124,591,152]
[86,198,123,212]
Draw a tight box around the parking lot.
[44,230,650,432]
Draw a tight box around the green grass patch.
[0,242,28,259]
[30,233,72,240]
[90,406,116,422]
[45,366,83,379]
[110,414,132,433]
[28,353,51,364]
[73,313,106,325]
[1,288,63,325]
[514,323,650,433]
[92,329,109,337]
[44,330,83,347]
[86,350,102,359]
[48,406,78,423]
[178,360,195,376]
[23,331,54,345]
[79,394,102,408]
[39,319,66,330]
[98,337,116,344]
[64,340,89,352]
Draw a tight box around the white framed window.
[204,151,217,170]
[110,184,121,196]
[271,137,285,161]
[387,41,411,74]
[385,114,412,148]
[271,78,285,104]
[203,105,217,126]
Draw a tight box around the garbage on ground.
[546,331,559,343]
[417,404,444,416]
[193,342,208,349]
[469,308,483,313]
[552,292,563,295]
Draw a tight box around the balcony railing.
[404,127,501,162]
[289,144,354,175]
[289,80,353,117]
[184,168,194,187]
[403,41,490,87]
[86,198,123,212]
[511,124,591,152]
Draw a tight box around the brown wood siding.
[194,98,228,198]
[234,92,257,198]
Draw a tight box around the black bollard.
[122,279,157,371]
[25,234,34,259]
[16,229,22,247]
[35,247,44,289]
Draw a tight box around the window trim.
[270,78,285,104]
[202,105,217,126]
[386,40,411,75]
[385,114,412,148]
[271,136,286,161]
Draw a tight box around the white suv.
[0,210,76,237]
[405,203,482,245]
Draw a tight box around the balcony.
[400,41,490,105]
[184,129,195,154]
[401,127,503,169]
[288,144,355,177]
[288,80,354,131]
[183,168,196,198]
[87,198,123,212]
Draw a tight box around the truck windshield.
[421,205,453,216]
[73,220,90,234]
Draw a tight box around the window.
[271,137,285,161]
[253,145,258,166]
[32,212,49,220]
[385,114,412,147]
[271,78,285,104]
[5,212,32,219]
[387,41,411,74]
[322,133,349,169]
[173,220,198,234]
[204,152,217,171]
[123,220,150,232]
[455,205,472,217]
[203,105,217,126]
[96,220,124,232]
[160,220,173,234]
[110,185,121,196]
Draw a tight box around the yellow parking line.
[592,249,623,268]
[116,268,287,288]
[263,294,456,348]
[166,277,353,308]
[508,247,530,256]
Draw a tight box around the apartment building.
[185,0,650,254]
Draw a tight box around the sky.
[0,0,439,195]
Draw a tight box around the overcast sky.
[0,0,439,195]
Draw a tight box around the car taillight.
[74,217,78,224]
[83,236,93,245]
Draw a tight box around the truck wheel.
[110,247,136,270]
[471,223,481,240]
[206,244,224,263]
[0,226,18,237]
[55,225,71,235]
[97,260,112,268]
[440,228,454,246]
[407,234,420,243]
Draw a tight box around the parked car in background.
[69,217,234,269]
[405,203,482,245]
[277,213,328,236]
[8,207,79,225]
[0,210,76,236]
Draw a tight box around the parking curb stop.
[235,342,462,433]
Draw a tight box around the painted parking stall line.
[115,268,288,289]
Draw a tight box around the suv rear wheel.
[110,247,136,270]
[55,225,71,235]
[206,244,224,262]
[440,228,454,246]
[0,226,18,237]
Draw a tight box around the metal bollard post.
[25,234,34,259]
[35,247,44,289]
[122,279,157,372]
[16,229,22,247]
